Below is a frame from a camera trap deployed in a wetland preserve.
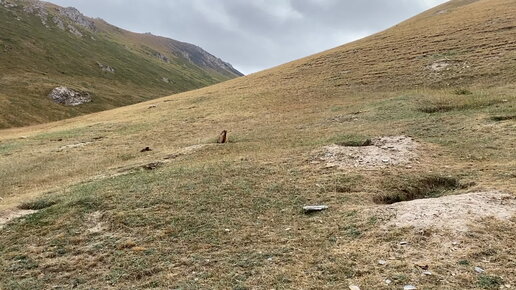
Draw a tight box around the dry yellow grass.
[0,0,515,288]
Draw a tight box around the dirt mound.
[381,191,516,232]
[316,136,419,169]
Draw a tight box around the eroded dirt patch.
[164,144,212,160]
[380,191,516,232]
[87,211,106,234]
[57,141,93,152]
[427,59,470,73]
[111,144,214,175]
[0,209,37,229]
[315,136,419,169]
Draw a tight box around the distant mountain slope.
[260,0,515,91]
[0,0,242,128]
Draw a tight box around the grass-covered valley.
[0,0,515,289]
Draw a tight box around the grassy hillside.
[0,0,242,128]
[0,0,515,288]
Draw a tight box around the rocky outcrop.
[96,62,115,73]
[0,0,17,9]
[48,87,92,106]
[23,0,48,26]
[52,16,65,30]
[170,42,244,77]
[58,7,96,31]
[67,24,83,37]
[153,51,170,63]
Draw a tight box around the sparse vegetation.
[417,93,506,113]
[0,141,18,155]
[454,88,473,95]
[477,275,504,289]
[18,198,57,210]
[332,134,373,147]
[491,115,515,121]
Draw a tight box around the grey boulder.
[48,86,92,106]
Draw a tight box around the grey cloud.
[47,0,447,74]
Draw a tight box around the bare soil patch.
[86,211,106,234]
[56,141,93,152]
[0,209,37,229]
[316,136,419,169]
[380,191,516,232]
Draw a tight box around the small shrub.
[477,275,503,289]
[18,199,57,210]
[68,196,101,211]
[334,134,373,147]
[342,225,362,238]
[368,216,378,225]
[454,88,473,95]
[118,153,136,161]
[418,102,455,113]
[391,274,408,284]
[491,115,515,121]
[374,174,464,204]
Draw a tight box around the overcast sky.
[47,0,448,74]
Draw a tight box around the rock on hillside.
[58,6,96,31]
[48,87,92,106]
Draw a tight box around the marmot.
[217,130,227,144]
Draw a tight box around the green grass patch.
[342,225,362,238]
[34,127,90,140]
[431,50,461,59]
[477,275,504,289]
[417,93,505,114]
[318,174,364,194]
[0,141,18,155]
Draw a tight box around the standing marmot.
[217,130,227,144]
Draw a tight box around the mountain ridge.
[0,0,243,128]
